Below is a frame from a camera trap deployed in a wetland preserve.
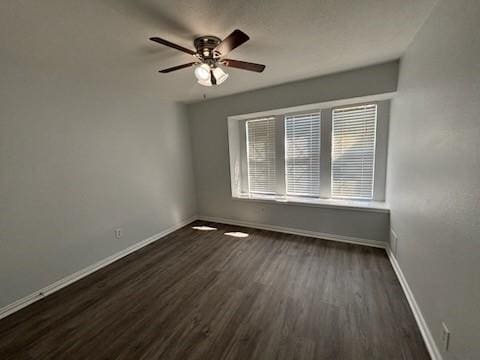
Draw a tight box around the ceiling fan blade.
[222,59,266,72]
[150,37,196,55]
[214,30,249,56]
[159,62,197,73]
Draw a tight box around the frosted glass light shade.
[212,67,229,85]
[194,64,211,81]
[195,64,229,86]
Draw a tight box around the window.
[332,105,377,199]
[246,118,276,194]
[285,113,321,197]
[228,99,389,205]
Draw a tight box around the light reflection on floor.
[224,231,249,238]
[192,226,218,231]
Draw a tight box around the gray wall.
[188,62,399,242]
[387,0,480,358]
[0,33,196,308]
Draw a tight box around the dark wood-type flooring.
[0,221,430,360]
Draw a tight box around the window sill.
[233,194,389,213]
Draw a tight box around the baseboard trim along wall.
[0,213,441,360]
[387,249,443,360]
[197,215,387,248]
[200,215,442,359]
[0,216,197,321]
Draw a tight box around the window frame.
[331,104,378,200]
[245,117,277,195]
[228,96,391,208]
[284,110,322,198]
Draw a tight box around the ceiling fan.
[149,29,265,87]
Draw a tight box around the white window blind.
[246,118,276,194]
[331,104,377,199]
[285,113,321,197]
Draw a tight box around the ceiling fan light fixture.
[194,64,211,81]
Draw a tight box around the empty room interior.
[1,0,479,359]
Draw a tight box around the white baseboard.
[387,249,442,360]
[197,215,387,249]
[1,214,440,360]
[199,215,442,359]
[0,216,197,321]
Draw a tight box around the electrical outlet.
[114,228,123,239]
[441,322,450,351]
[390,228,398,254]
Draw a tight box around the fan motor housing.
[194,36,222,60]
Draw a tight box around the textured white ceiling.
[0,0,438,102]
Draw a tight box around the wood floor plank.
[0,221,430,359]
